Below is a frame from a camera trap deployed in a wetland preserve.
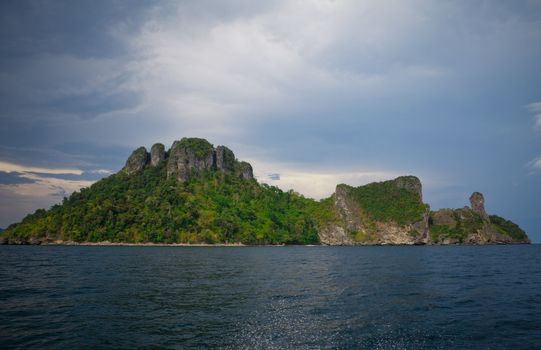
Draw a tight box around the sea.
[1,245,540,349]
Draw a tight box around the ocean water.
[1,245,540,349]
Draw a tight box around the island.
[0,137,530,245]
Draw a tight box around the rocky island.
[0,137,530,245]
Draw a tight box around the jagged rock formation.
[469,191,487,217]
[166,138,216,181]
[0,137,530,245]
[215,146,235,173]
[123,137,254,182]
[150,143,166,167]
[318,176,430,245]
[236,161,254,180]
[123,147,149,175]
[429,192,530,244]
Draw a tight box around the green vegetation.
[175,137,214,157]
[429,224,465,243]
[3,164,325,244]
[353,230,377,243]
[428,209,485,243]
[490,215,528,241]
[1,140,529,245]
[344,180,427,225]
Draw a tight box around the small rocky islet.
[0,137,530,245]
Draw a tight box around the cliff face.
[122,147,149,175]
[317,180,529,245]
[429,192,530,244]
[123,137,254,182]
[318,176,429,245]
[150,143,166,167]
[2,137,316,245]
[0,137,531,245]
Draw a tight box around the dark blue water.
[1,245,540,349]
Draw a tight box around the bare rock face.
[469,192,487,218]
[166,138,215,182]
[395,175,423,202]
[150,143,166,167]
[430,208,458,227]
[236,161,254,180]
[319,177,429,245]
[334,185,362,232]
[165,138,255,182]
[215,146,235,173]
[430,192,529,244]
[123,147,149,175]
[318,225,354,245]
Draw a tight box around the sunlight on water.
[1,245,541,349]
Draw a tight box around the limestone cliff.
[318,176,429,245]
[122,137,254,182]
[429,192,530,244]
[122,147,149,175]
[215,146,235,173]
[236,161,254,181]
[150,143,166,167]
[166,138,216,181]
[1,137,530,245]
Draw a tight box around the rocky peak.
[334,184,361,232]
[236,161,254,180]
[394,176,423,201]
[166,138,215,182]
[334,185,353,221]
[165,137,254,182]
[121,137,254,182]
[469,192,487,218]
[150,143,166,167]
[321,178,429,245]
[122,147,149,175]
[215,146,235,173]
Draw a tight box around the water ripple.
[1,245,541,349]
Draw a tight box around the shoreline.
[39,240,253,247]
[0,238,532,246]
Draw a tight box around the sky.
[0,0,540,241]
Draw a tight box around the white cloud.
[5,173,94,198]
[527,102,541,129]
[88,169,114,175]
[0,161,82,175]
[99,0,449,147]
[0,171,95,227]
[530,157,541,171]
[527,102,541,112]
[251,159,402,199]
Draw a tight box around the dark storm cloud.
[49,89,143,120]
[27,171,109,182]
[0,171,36,185]
[0,0,152,58]
[0,0,540,240]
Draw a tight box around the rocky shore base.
[0,238,249,246]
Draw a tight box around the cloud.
[252,159,403,199]
[0,171,36,185]
[529,156,541,171]
[1,1,541,234]
[0,171,95,226]
[527,102,541,128]
[0,161,82,175]
[527,102,541,112]
[0,161,95,226]
[2,171,94,197]
[88,169,114,175]
[102,0,453,147]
